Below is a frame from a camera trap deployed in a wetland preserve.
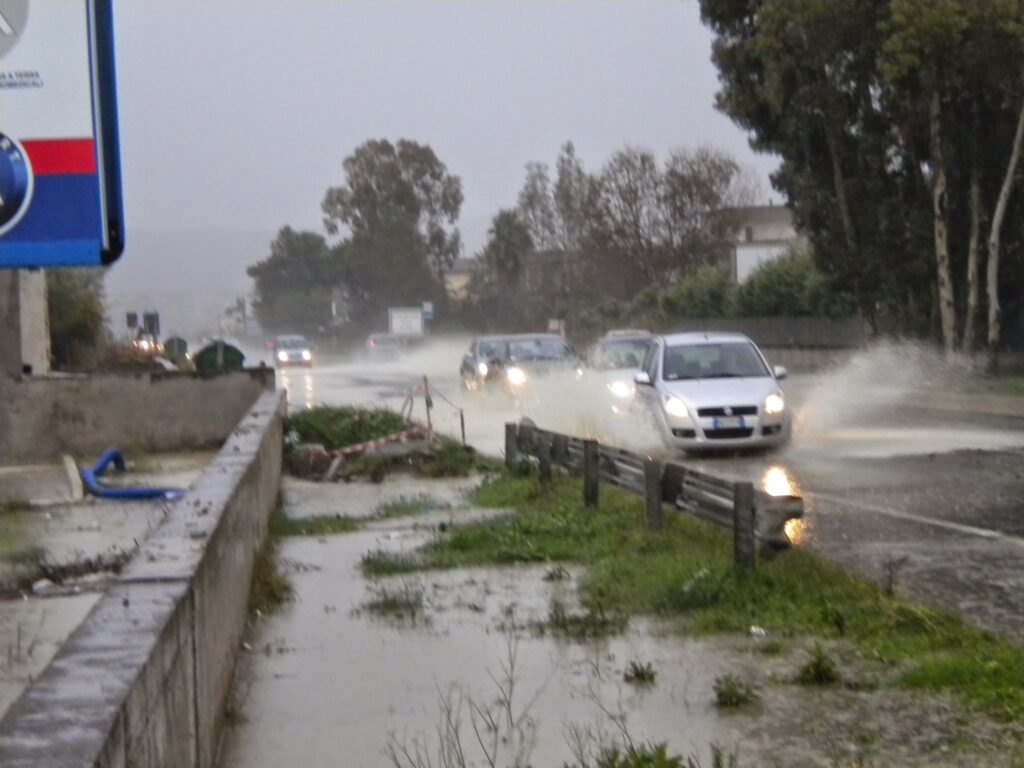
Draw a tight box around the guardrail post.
[583,439,599,508]
[504,423,518,468]
[732,481,756,570]
[644,459,664,530]
[538,434,553,486]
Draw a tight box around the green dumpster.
[164,336,188,362]
[193,340,245,377]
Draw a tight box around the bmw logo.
[0,131,33,236]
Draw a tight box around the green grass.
[287,405,408,451]
[376,497,433,519]
[369,472,1024,721]
[362,582,424,619]
[958,374,1024,398]
[2,500,33,514]
[713,674,756,708]
[270,506,361,537]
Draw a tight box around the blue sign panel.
[0,0,124,268]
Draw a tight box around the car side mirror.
[634,371,652,387]
[773,365,789,381]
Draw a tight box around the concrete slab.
[0,464,75,507]
[0,594,100,720]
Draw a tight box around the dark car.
[460,333,579,391]
[365,332,404,361]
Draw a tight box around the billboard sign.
[0,0,124,268]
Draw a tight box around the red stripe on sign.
[21,139,97,175]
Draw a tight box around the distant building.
[444,257,477,299]
[726,205,807,282]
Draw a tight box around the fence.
[505,422,804,570]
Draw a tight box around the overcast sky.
[112,0,779,257]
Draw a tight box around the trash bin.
[164,336,188,362]
[193,340,245,377]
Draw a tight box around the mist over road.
[269,337,1024,640]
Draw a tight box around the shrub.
[795,643,841,686]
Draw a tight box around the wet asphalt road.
[271,345,1024,641]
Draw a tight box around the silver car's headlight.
[477,361,489,376]
[607,380,634,399]
[663,395,690,419]
[506,366,528,387]
[764,392,785,415]
[277,350,288,362]
[301,350,313,361]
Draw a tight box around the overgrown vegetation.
[544,597,627,640]
[366,471,1024,720]
[288,406,408,451]
[47,269,108,372]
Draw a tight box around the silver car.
[634,332,790,451]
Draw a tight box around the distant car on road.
[586,330,654,407]
[365,332,404,361]
[274,334,314,367]
[634,332,790,451]
[460,333,579,392]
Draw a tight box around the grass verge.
[287,405,408,451]
[365,472,1024,721]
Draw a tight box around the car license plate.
[713,416,744,429]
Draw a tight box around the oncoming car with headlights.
[586,330,654,411]
[273,334,314,368]
[460,334,579,392]
[634,332,790,451]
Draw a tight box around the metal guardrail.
[505,422,804,570]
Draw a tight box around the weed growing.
[623,660,657,685]
[796,644,841,686]
[250,538,293,615]
[363,582,425,620]
[713,674,756,709]
[376,497,432,519]
[269,506,360,537]
[361,549,423,577]
[377,471,1024,720]
[544,597,627,640]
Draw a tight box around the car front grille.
[697,406,757,417]
[671,428,696,439]
[704,428,755,440]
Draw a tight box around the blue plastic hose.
[80,448,186,501]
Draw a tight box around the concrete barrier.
[0,389,286,768]
[0,369,274,464]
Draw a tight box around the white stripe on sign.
[0,12,13,36]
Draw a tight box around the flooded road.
[268,339,1024,640]
[219,478,1019,768]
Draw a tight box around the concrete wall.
[0,368,274,464]
[0,389,285,768]
[0,270,51,378]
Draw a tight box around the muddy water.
[219,483,1022,768]
[220,529,737,767]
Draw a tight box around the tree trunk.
[986,87,1024,374]
[962,147,984,354]
[929,91,956,357]
[823,121,858,259]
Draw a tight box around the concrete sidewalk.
[0,451,213,722]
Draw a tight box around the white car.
[634,332,790,451]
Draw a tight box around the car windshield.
[277,337,309,349]
[371,336,399,347]
[508,338,574,361]
[477,340,508,360]
[662,342,768,381]
[591,339,652,370]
